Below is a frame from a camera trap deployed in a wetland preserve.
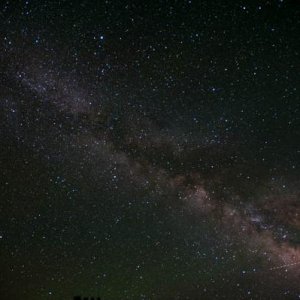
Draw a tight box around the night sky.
[0,0,299,299]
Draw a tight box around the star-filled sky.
[0,0,299,299]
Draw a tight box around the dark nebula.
[0,1,299,299]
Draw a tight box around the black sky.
[0,0,299,299]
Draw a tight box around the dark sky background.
[0,0,299,299]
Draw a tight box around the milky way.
[0,1,299,299]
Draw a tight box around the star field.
[0,1,299,299]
